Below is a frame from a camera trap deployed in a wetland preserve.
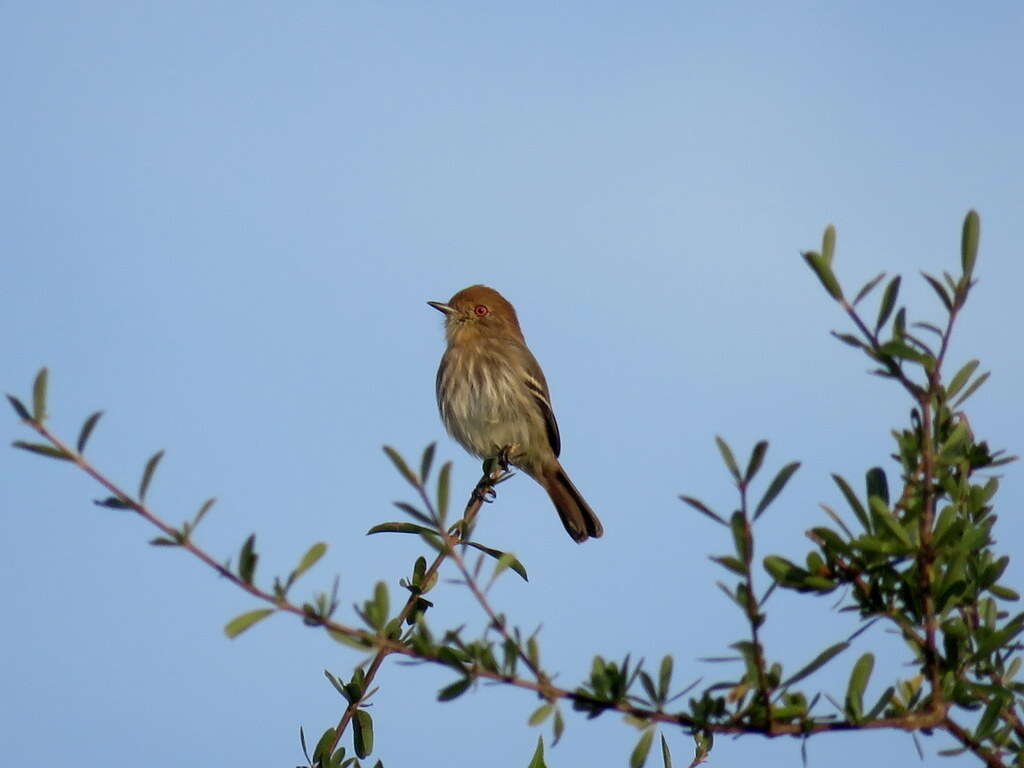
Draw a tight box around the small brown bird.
[428,285,603,543]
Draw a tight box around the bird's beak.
[427,301,456,315]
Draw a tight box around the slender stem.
[942,716,1008,768]
[327,470,498,753]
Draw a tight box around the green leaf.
[32,367,48,422]
[193,497,216,527]
[875,276,901,333]
[552,709,564,745]
[353,710,374,759]
[527,735,547,768]
[528,703,554,726]
[420,442,436,484]
[801,250,843,300]
[754,461,800,519]
[6,394,31,420]
[138,450,164,501]
[744,440,768,483]
[367,522,436,536]
[383,445,418,487]
[869,497,911,548]
[781,642,849,688]
[631,728,655,768]
[658,656,673,702]
[730,511,751,565]
[952,370,990,408]
[437,461,452,521]
[845,653,874,721]
[865,467,889,506]
[239,534,258,584]
[679,495,726,526]
[465,541,528,582]
[853,271,886,305]
[921,272,952,311]
[374,580,389,622]
[312,728,336,765]
[76,410,104,453]
[961,209,980,279]
[710,555,745,576]
[12,441,73,460]
[293,542,327,580]
[832,474,871,532]
[437,676,472,701]
[660,733,672,768]
[715,435,741,484]
[149,536,179,546]
[821,224,836,265]
[94,495,133,509]
[946,359,979,400]
[224,608,274,638]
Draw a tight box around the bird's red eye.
[474,304,489,316]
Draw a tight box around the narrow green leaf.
[730,511,751,565]
[952,370,990,408]
[710,555,745,576]
[845,653,874,721]
[679,495,726,526]
[552,710,564,745]
[832,474,871,532]
[294,542,327,580]
[437,676,472,701]
[383,445,418,487]
[224,608,274,638]
[853,271,886,305]
[631,728,655,768]
[875,276,901,333]
[239,534,258,584]
[821,224,836,265]
[660,733,672,768]
[373,581,389,622]
[353,710,373,758]
[419,442,436,484]
[961,209,980,279]
[528,703,554,726]
[527,735,547,768]
[138,450,164,501]
[744,440,768,483]
[76,410,104,453]
[149,536,179,546]
[921,272,952,311]
[367,521,436,536]
[869,497,912,548]
[94,495,132,509]
[32,367,48,422]
[974,698,1002,741]
[801,251,843,300]
[754,461,800,519]
[715,435,741,484]
[831,331,867,350]
[865,467,889,506]
[865,686,895,721]
[12,441,73,460]
[193,497,216,526]
[946,359,979,400]
[658,655,673,702]
[781,642,849,688]
[437,461,452,521]
[6,394,31,420]
[465,541,528,582]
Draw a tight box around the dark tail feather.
[542,464,603,543]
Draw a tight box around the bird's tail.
[540,464,603,543]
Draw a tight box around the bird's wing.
[521,357,561,458]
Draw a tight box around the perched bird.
[428,285,603,543]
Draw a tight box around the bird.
[428,284,603,543]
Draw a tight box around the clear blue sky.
[2,3,1022,767]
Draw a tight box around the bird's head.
[428,284,524,345]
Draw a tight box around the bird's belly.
[440,359,542,460]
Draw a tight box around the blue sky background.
[2,3,1022,767]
